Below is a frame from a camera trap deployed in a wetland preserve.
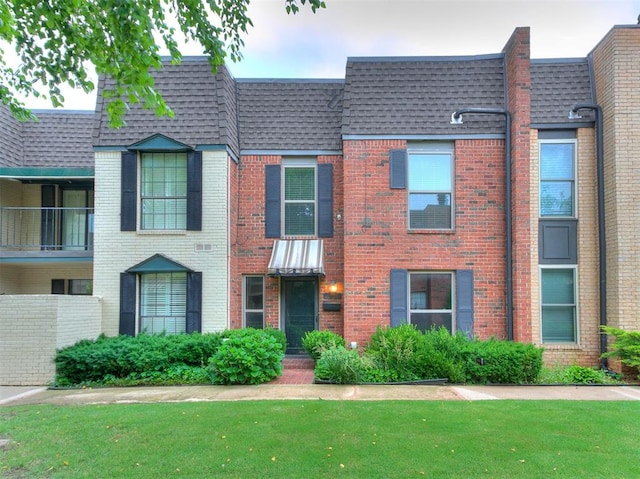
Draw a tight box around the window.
[408,147,453,229]
[541,268,577,343]
[69,279,93,295]
[140,272,187,334]
[409,272,453,332]
[539,141,576,217]
[140,152,187,230]
[244,276,265,328]
[283,160,316,236]
[51,279,93,295]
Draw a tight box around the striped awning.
[267,239,325,276]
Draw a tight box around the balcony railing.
[0,207,94,251]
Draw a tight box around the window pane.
[540,143,574,179]
[285,167,315,200]
[410,273,452,310]
[284,203,315,235]
[140,272,186,335]
[540,181,573,216]
[408,154,451,191]
[411,312,453,333]
[69,279,92,295]
[245,277,264,310]
[245,312,264,329]
[541,269,574,304]
[140,153,187,230]
[542,306,575,342]
[409,194,451,229]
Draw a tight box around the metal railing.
[0,207,94,250]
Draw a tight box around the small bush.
[315,347,370,384]
[601,326,640,378]
[562,365,616,384]
[365,325,423,381]
[462,339,543,384]
[302,330,346,361]
[416,328,469,383]
[538,364,623,384]
[55,332,222,386]
[209,330,284,385]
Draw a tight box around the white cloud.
[20,0,640,107]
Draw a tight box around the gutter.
[569,104,608,367]
[451,108,513,340]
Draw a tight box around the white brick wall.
[0,295,102,385]
[93,150,230,336]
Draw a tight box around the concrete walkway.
[2,383,640,406]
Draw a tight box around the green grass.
[1,401,639,478]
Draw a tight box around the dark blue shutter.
[317,164,333,237]
[265,165,281,238]
[187,151,202,231]
[121,151,137,231]
[456,270,474,339]
[119,272,136,336]
[186,272,202,333]
[389,149,407,189]
[390,269,408,327]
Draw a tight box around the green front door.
[282,278,318,354]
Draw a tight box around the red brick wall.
[232,154,344,335]
[342,139,508,347]
[503,27,532,342]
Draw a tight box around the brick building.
[1,25,639,384]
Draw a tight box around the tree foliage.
[0,0,325,127]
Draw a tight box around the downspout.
[451,108,513,340]
[569,104,607,367]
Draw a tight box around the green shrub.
[562,365,616,384]
[164,333,224,366]
[416,327,469,383]
[314,347,370,384]
[462,339,543,384]
[302,330,346,361]
[209,330,284,385]
[55,332,224,386]
[601,326,640,378]
[365,325,423,381]
[265,327,288,354]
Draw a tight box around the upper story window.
[283,159,316,236]
[390,142,454,230]
[539,141,576,217]
[265,160,333,239]
[140,152,187,230]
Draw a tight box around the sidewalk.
[2,383,640,406]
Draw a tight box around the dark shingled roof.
[0,107,94,168]
[342,55,506,136]
[93,58,239,154]
[531,59,594,125]
[0,106,23,167]
[22,111,94,168]
[237,80,343,151]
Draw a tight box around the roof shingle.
[531,59,594,125]
[237,79,344,151]
[342,55,506,136]
[93,58,239,153]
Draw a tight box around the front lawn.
[1,400,639,478]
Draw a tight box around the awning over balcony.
[267,239,325,276]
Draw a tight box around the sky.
[24,0,640,110]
